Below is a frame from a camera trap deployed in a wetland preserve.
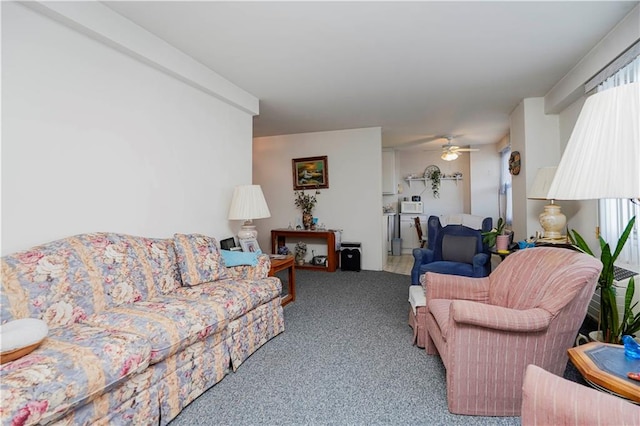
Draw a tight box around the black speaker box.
[341,248,361,271]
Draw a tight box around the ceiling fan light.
[441,151,458,161]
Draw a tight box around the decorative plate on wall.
[509,151,521,175]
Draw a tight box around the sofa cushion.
[82,296,228,364]
[173,234,228,286]
[220,250,259,267]
[0,324,151,426]
[173,277,282,321]
[1,233,184,328]
[441,235,477,264]
[224,254,271,280]
[420,261,474,277]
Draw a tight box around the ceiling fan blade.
[394,135,447,150]
[452,148,480,152]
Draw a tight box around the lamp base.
[539,203,566,240]
[238,224,258,240]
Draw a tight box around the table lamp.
[546,81,639,345]
[528,167,566,240]
[228,185,271,240]
[547,82,639,201]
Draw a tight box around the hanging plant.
[428,169,441,198]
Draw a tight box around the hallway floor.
[384,254,412,276]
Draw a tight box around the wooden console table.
[271,229,340,272]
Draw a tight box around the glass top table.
[568,342,640,404]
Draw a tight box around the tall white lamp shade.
[547,82,639,200]
[528,167,566,239]
[228,185,271,240]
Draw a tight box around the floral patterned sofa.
[0,232,285,425]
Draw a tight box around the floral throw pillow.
[173,233,228,286]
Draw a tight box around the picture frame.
[219,237,237,251]
[292,156,329,190]
[239,238,260,253]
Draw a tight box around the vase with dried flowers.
[294,189,320,230]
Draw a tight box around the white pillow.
[0,318,48,362]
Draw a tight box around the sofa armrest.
[224,254,270,280]
[451,301,552,332]
[423,272,490,302]
[521,364,640,425]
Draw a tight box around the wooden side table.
[268,255,295,307]
[489,247,517,261]
[568,342,640,403]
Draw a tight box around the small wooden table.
[271,229,340,272]
[489,247,517,260]
[568,342,640,403]
[268,255,295,307]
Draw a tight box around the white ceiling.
[104,1,638,150]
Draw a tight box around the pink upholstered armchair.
[422,247,602,416]
[521,364,640,425]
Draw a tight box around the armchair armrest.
[412,248,434,264]
[411,248,435,285]
[423,273,490,302]
[450,300,552,332]
[472,252,490,268]
[224,254,270,280]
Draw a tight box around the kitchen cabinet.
[400,214,427,254]
[382,150,396,195]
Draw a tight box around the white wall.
[2,2,257,254]
[393,150,470,216]
[469,144,501,221]
[253,128,383,271]
[510,98,560,241]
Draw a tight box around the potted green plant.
[569,216,639,343]
[482,217,506,248]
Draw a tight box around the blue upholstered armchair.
[411,215,492,284]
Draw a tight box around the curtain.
[597,56,640,266]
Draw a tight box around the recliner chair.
[411,214,492,284]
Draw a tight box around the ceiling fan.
[440,136,479,161]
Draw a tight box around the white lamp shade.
[441,151,458,161]
[528,167,557,200]
[547,82,640,200]
[228,185,271,221]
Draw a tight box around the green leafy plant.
[568,216,638,343]
[481,217,506,247]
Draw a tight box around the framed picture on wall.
[292,156,329,190]
[239,238,260,253]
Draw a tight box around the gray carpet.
[169,270,534,425]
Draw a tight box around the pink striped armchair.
[423,247,602,416]
[521,364,640,425]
